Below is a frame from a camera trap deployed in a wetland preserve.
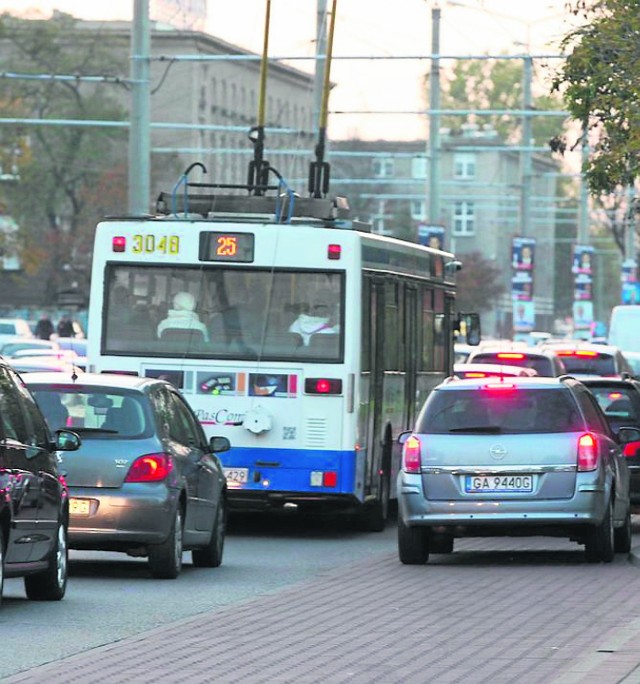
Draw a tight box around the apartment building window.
[372,199,387,234]
[373,157,394,178]
[411,156,427,179]
[411,200,426,220]
[454,153,476,179]
[452,201,475,235]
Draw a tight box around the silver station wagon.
[397,376,637,564]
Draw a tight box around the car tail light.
[496,352,524,360]
[463,371,487,378]
[125,453,173,482]
[623,441,640,458]
[577,433,598,471]
[402,435,422,474]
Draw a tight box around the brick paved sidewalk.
[8,538,640,684]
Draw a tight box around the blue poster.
[418,224,445,250]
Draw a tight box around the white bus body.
[87,205,458,528]
[609,305,640,353]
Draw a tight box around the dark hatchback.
[0,359,80,604]
[582,377,640,504]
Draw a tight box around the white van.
[608,305,640,352]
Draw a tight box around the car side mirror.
[617,427,640,444]
[209,435,230,454]
[55,429,81,451]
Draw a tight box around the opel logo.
[489,444,507,460]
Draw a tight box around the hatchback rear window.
[416,387,583,434]
[471,353,553,376]
[30,387,150,438]
[556,353,616,376]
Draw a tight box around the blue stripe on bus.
[221,447,357,495]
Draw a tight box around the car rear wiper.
[69,427,119,434]
[448,426,503,433]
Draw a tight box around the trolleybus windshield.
[103,264,344,363]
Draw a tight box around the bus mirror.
[458,313,481,346]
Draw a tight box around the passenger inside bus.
[289,303,340,346]
[157,291,210,342]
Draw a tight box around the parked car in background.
[0,318,33,346]
[8,357,85,374]
[581,376,640,505]
[397,376,634,564]
[466,348,566,377]
[26,373,231,579]
[452,363,538,380]
[0,357,81,604]
[541,342,633,378]
[0,337,60,357]
[56,338,88,357]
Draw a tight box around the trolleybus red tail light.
[112,236,126,252]
[577,433,598,471]
[125,453,173,482]
[304,378,342,394]
[323,471,337,487]
[402,435,422,474]
[327,244,341,260]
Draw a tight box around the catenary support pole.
[428,4,441,226]
[129,0,151,215]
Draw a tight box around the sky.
[0,0,582,140]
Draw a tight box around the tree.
[0,12,129,302]
[455,251,506,313]
[437,58,565,145]
[552,0,640,195]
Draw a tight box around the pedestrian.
[56,314,75,338]
[35,313,55,340]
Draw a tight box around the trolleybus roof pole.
[247,0,272,197]
[309,0,337,199]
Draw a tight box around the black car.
[0,359,80,604]
[581,376,640,504]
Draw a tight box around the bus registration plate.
[465,475,533,493]
[224,468,249,484]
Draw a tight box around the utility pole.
[428,4,441,227]
[313,0,328,134]
[520,55,532,237]
[625,184,636,262]
[129,0,151,215]
[577,130,589,244]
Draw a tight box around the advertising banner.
[571,244,594,334]
[513,301,535,332]
[511,237,535,271]
[573,301,594,330]
[418,224,445,250]
[511,272,533,301]
[621,259,639,304]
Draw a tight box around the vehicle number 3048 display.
[465,474,533,493]
[132,235,180,254]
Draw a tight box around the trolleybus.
[86,187,478,529]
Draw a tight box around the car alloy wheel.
[24,519,68,601]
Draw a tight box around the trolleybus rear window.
[103,265,344,362]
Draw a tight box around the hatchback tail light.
[125,453,173,482]
[402,435,422,474]
[623,440,640,458]
[577,433,598,471]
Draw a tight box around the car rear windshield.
[416,387,583,434]
[587,385,640,430]
[557,353,616,376]
[30,386,151,438]
[471,353,553,376]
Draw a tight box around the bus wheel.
[360,468,390,533]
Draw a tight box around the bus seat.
[306,333,339,357]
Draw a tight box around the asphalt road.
[0,512,396,679]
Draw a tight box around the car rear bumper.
[67,484,178,549]
[398,472,609,530]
